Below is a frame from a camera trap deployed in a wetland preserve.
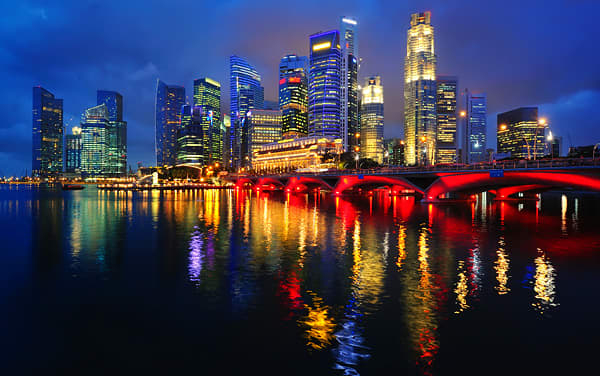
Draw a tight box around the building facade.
[360,76,384,164]
[80,104,109,176]
[435,76,457,164]
[464,90,487,163]
[194,78,222,165]
[248,109,282,168]
[177,105,204,165]
[32,86,63,177]
[340,17,359,151]
[65,126,82,174]
[155,80,185,167]
[403,12,437,166]
[97,90,127,176]
[308,30,342,139]
[385,138,405,166]
[279,54,308,139]
[497,107,545,159]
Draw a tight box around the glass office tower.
[177,105,204,165]
[81,104,109,176]
[403,12,437,166]
[97,90,127,176]
[436,76,458,164]
[230,55,264,169]
[340,17,359,151]
[194,78,221,165]
[497,107,544,159]
[32,86,63,177]
[464,90,487,163]
[360,76,384,164]
[279,54,308,139]
[155,79,185,167]
[308,30,342,139]
[65,126,82,173]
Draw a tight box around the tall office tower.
[80,104,109,176]
[32,86,63,177]
[464,90,487,163]
[155,80,185,167]
[308,30,342,139]
[385,138,405,166]
[359,76,384,164]
[436,76,458,164]
[230,55,264,169]
[65,126,82,173]
[97,90,127,176]
[340,17,359,151]
[403,12,437,166]
[497,107,545,159]
[222,114,231,166]
[177,105,204,165]
[193,78,221,165]
[248,109,282,167]
[279,54,309,139]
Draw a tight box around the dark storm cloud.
[1,0,599,175]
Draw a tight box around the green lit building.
[81,104,109,176]
[193,78,221,165]
[177,105,204,165]
[97,90,127,176]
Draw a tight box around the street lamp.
[355,153,359,170]
[384,151,389,167]
[420,135,427,166]
[533,118,547,160]
[547,131,554,159]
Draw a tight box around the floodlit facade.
[279,54,308,139]
[194,78,222,164]
[252,136,343,173]
[497,107,545,159]
[81,104,109,176]
[32,86,63,177]
[340,17,359,151]
[65,126,82,174]
[465,90,487,163]
[436,76,458,164]
[155,80,185,167]
[97,90,127,176]
[360,76,384,164]
[308,30,342,139]
[248,109,282,167]
[403,12,437,166]
[177,105,204,165]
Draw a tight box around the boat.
[62,184,85,190]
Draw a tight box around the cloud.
[128,62,159,81]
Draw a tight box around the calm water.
[1,185,599,375]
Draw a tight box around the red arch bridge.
[227,161,600,202]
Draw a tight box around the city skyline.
[2,0,600,175]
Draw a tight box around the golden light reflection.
[561,194,567,235]
[454,260,469,313]
[396,224,407,270]
[494,236,510,295]
[533,251,558,314]
[301,293,335,350]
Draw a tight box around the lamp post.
[460,111,467,164]
[355,153,359,170]
[420,135,427,166]
[384,151,389,167]
[546,131,554,160]
[533,118,547,161]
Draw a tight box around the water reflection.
[532,251,559,314]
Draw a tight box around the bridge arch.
[332,175,424,196]
[286,176,333,193]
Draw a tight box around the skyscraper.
[155,80,185,167]
[436,76,458,164]
[403,12,437,166]
[360,76,384,164]
[194,78,221,165]
[80,104,109,176]
[308,30,342,139]
[464,90,487,163]
[340,17,359,151]
[222,114,231,166]
[32,86,63,177]
[497,107,545,159]
[279,54,308,139]
[65,126,82,174]
[248,109,282,167]
[230,55,264,169]
[97,90,127,176]
[177,105,204,165]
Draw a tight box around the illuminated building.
[385,138,405,166]
[252,136,343,173]
[248,109,282,167]
[155,80,185,167]
[177,105,204,165]
[435,76,457,164]
[403,12,437,166]
[222,114,231,166]
[230,55,264,169]
[360,76,384,164]
[308,30,342,139]
[464,90,487,163]
[340,17,359,151]
[194,78,221,164]
[65,126,82,173]
[279,54,308,139]
[97,90,127,176]
[32,86,63,177]
[497,107,545,159]
[80,104,109,176]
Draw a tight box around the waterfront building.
[32,86,63,177]
[464,90,487,163]
[436,76,458,164]
[230,55,264,169]
[385,138,405,166]
[340,17,359,151]
[248,109,282,168]
[308,30,342,139]
[80,104,109,176]
[177,105,204,165]
[403,12,437,166]
[252,136,343,173]
[279,54,308,139]
[97,90,127,176]
[65,126,82,174]
[193,78,222,164]
[155,80,185,167]
[497,107,545,159]
[360,76,384,164]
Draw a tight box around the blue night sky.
[1,0,599,176]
